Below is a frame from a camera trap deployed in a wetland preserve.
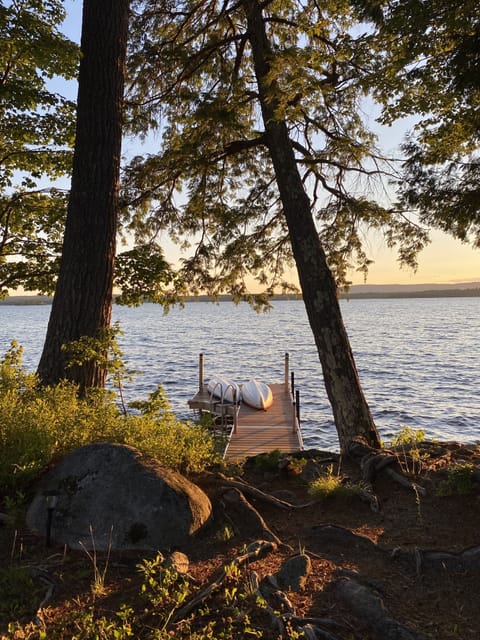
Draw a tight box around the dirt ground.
[2,440,480,639]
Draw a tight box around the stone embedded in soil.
[276,553,312,591]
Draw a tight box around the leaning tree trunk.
[37,0,129,389]
[243,0,380,451]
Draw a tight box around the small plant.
[254,449,283,472]
[412,483,424,525]
[3,491,27,528]
[437,463,476,496]
[79,525,113,598]
[223,560,241,580]
[390,426,427,476]
[137,552,190,630]
[286,456,307,475]
[308,464,364,500]
[221,459,245,477]
[390,425,426,447]
[216,524,235,542]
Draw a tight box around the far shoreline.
[1,286,480,306]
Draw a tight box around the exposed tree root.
[348,438,427,496]
[392,544,480,574]
[219,487,285,547]
[335,576,430,640]
[205,471,315,508]
[30,567,56,626]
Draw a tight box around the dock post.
[199,353,204,392]
[296,389,300,423]
[284,352,289,391]
[233,388,238,434]
[292,394,297,433]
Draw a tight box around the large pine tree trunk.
[37,0,129,389]
[243,0,380,451]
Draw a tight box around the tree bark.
[242,0,380,451]
[37,0,129,389]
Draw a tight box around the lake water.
[1,298,479,451]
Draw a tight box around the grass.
[79,526,113,598]
[308,464,364,500]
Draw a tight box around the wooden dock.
[188,354,304,461]
[224,383,303,461]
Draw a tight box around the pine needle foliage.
[123,0,430,301]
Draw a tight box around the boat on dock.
[188,353,303,461]
[207,375,241,404]
[241,378,273,410]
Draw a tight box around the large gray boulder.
[26,443,212,551]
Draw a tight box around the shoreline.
[2,287,480,306]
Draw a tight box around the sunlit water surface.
[1,298,479,451]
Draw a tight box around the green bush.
[254,449,283,472]
[389,426,428,476]
[390,425,426,447]
[0,342,218,497]
[436,463,476,496]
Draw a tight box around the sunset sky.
[348,232,479,286]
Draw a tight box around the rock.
[299,459,322,482]
[276,553,311,592]
[336,577,429,640]
[26,443,212,551]
[164,551,190,574]
[307,524,380,558]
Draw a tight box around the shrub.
[390,425,426,448]
[436,463,476,496]
[389,426,428,476]
[6,552,272,639]
[0,342,218,496]
[254,449,283,472]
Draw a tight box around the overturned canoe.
[242,379,273,410]
[207,376,241,404]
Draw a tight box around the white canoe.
[242,379,273,411]
[207,376,241,404]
